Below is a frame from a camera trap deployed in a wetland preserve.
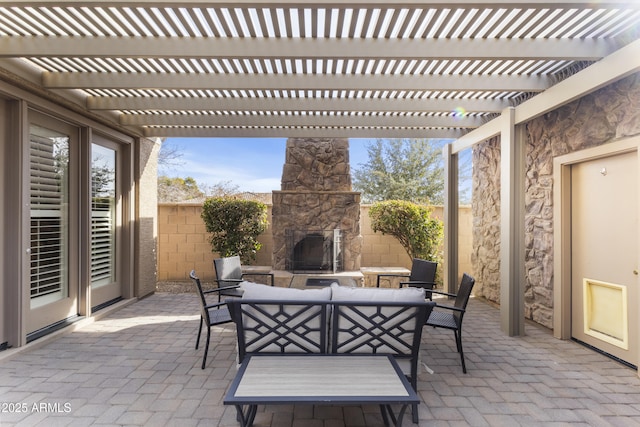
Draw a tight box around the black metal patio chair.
[377,258,438,300]
[213,255,274,301]
[426,273,475,373]
[190,270,234,369]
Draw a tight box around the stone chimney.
[272,138,362,272]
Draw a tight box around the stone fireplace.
[272,138,361,273]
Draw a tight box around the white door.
[571,150,638,366]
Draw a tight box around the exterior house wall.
[136,138,160,298]
[0,79,155,349]
[472,72,640,329]
[157,202,473,284]
[0,98,7,346]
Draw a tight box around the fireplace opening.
[286,229,343,273]
[293,233,332,271]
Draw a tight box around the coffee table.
[224,354,419,427]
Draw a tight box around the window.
[29,124,70,307]
[91,143,116,288]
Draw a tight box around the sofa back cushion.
[329,282,425,302]
[241,280,332,300]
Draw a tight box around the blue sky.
[161,137,375,193]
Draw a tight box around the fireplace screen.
[286,229,342,273]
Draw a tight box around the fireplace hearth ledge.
[271,270,363,289]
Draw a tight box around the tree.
[201,197,268,263]
[369,200,443,263]
[158,140,184,172]
[200,180,240,198]
[352,138,446,204]
[158,176,204,203]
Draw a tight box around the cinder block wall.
[157,204,211,282]
[157,203,472,283]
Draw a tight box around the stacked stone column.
[272,137,362,271]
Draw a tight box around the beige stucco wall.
[135,137,160,298]
[157,202,472,284]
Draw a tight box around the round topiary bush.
[201,197,268,263]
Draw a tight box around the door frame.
[24,111,82,336]
[553,135,640,374]
[87,135,125,311]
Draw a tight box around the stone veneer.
[472,73,640,328]
[272,138,362,271]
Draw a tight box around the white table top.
[226,354,416,403]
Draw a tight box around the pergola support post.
[443,143,459,294]
[500,107,526,336]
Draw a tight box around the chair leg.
[454,330,467,374]
[201,326,211,369]
[196,316,203,350]
[407,375,419,423]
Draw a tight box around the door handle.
[634,269,638,275]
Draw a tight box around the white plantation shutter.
[90,192,114,286]
[29,127,69,300]
[91,144,116,287]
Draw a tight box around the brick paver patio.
[1,293,639,426]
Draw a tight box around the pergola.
[1,1,638,139]
[1,0,639,335]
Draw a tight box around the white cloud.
[179,156,282,192]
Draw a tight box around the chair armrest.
[203,285,241,295]
[213,278,243,284]
[399,281,436,300]
[429,289,457,298]
[433,303,465,313]
[376,273,410,287]
[204,302,227,310]
[399,280,435,288]
[241,272,275,286]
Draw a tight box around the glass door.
[90,140,121,310]
[27,116,79,336]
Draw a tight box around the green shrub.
[201,197,268,263]
[369,200,443,263]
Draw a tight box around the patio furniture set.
[190,256,475,426]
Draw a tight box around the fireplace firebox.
[286,229,342,273]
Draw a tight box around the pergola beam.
[141,126,464,138]
[0,36,617,61]
[87,95,509,113]
[120,112,484,128]
[44,72,549,92]
[2,1,637,7]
